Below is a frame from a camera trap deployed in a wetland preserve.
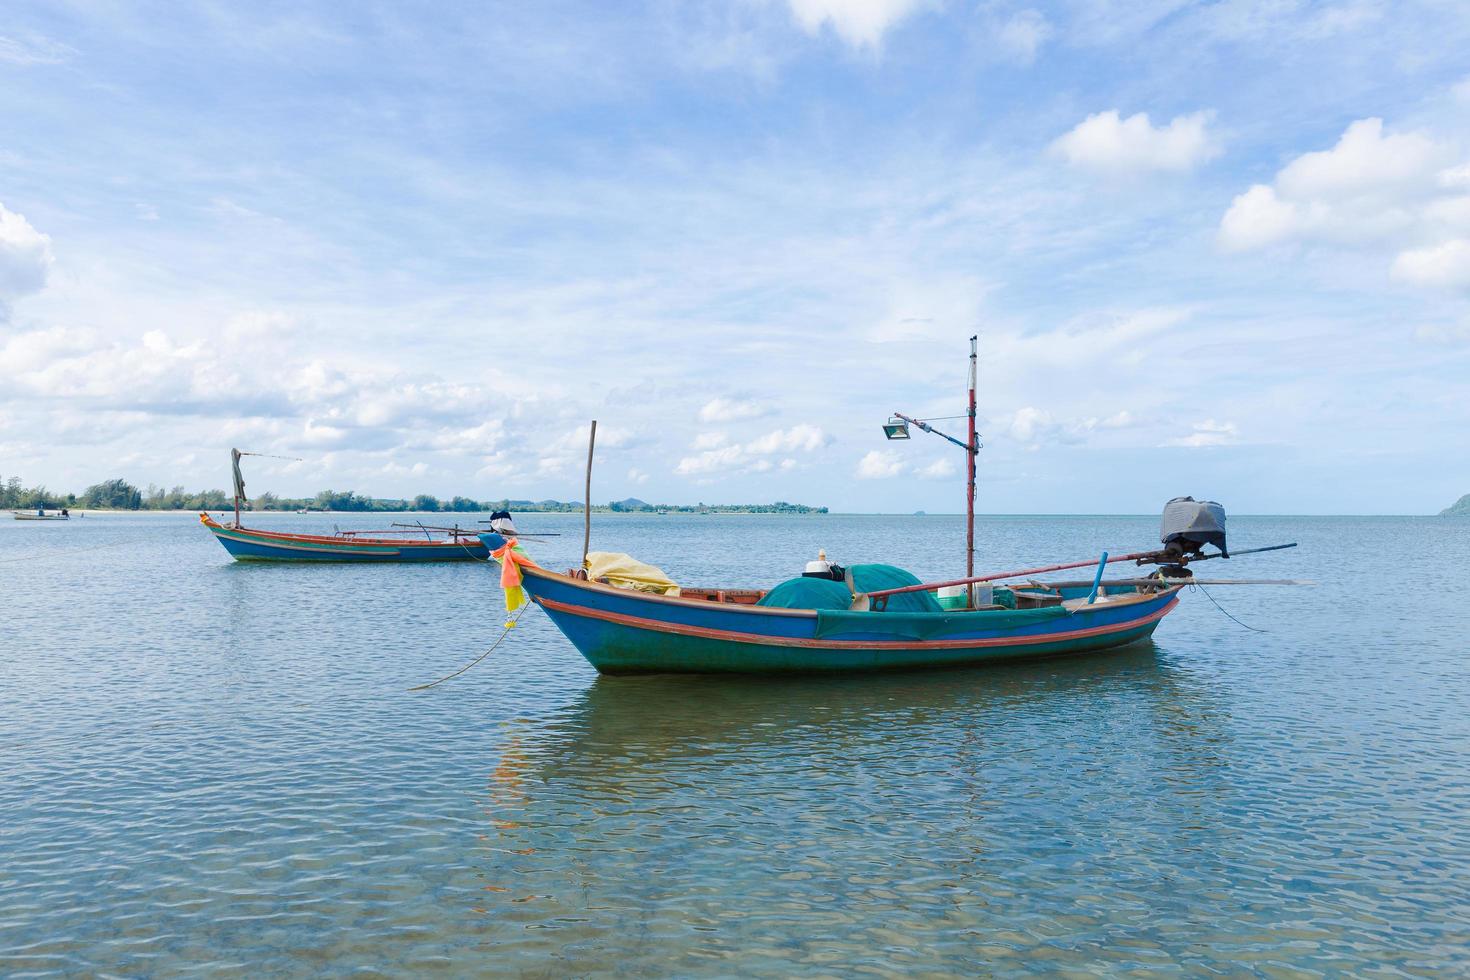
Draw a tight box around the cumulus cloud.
[1002,405,1142,448]
[746,422,827,454]
[675,424,831,477]
[675,444,746,476]
[698,396,772,423]
[0,202,54,313]
[1218,117,1461,258]
[916,457,957,479]
[1391,239,1470,290]
[1052,110,1219,174]
[1164,419,1238,448]
[0,323,534,463]
[1275,118,1440,200]
[786,0,926,48]
[856,449,904,479]
[692,431,728,450]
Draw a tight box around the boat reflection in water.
[470,649,1236,974]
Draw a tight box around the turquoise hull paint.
[483,534,1181,675]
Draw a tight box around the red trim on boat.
[534,594,1179,651]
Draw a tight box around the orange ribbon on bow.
[490,537,540,622]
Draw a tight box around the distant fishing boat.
[13,509,69,521]
[203,514,488,561]
[479,340,1302,675]
[200,449,488,562]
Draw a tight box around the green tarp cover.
[757,564,1073,640]
[757,564,945,613]
[757,576,851,611]
[813,604,1070,641]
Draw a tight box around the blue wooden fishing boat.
[200,448,488,562]
[479,531,1182,675]
[204,514,489,562]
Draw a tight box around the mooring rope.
[408,603,530,691]
[1194,582,1267,633]
[456,536,492,561]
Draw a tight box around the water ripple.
[1,513,1468,975]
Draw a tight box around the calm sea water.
[2,511,1467,976]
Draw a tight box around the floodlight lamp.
[882,417,910,440]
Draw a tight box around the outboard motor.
[488,510,518,536]
[1160,496,1227,559]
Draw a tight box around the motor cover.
[1160,496,1227,557]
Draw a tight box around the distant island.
[0,476,825,515]
[1441,494,1470,517]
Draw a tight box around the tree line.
[1,476,827,514]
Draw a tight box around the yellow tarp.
[584,551,680,596]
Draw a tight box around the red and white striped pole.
[966,334,978,584]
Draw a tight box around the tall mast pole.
[966,335,977,583]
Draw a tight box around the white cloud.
[1165,419,1238,448]
[916,457,956,479]
[996,9,1052,64]
[1218,184,1304,252]
[1000,404,1146,448]
[1276,118,1441,201]
[745,423,828,454]
[1219,117,1455,253]
[1052,110,1219,174]
[856,449,904,479]
[626,467,650,484]
[692,431,728,450]
[0,33,75,66]
[0,202,54,310]
[1391,239,1470,291]
[1439,164,1470,190]
[675,424,830,477]
[1007,406,1057,443]
[698,396,772,423]
[675,444,745,476]
[786,0,926,48]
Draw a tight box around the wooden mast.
[231,447,242,528]
[582,420,597,570]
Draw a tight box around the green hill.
[1440,494,1470,516]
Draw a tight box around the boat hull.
[202,515,488,562]
[512,561,1180,675]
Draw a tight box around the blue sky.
[2,0,1468,513]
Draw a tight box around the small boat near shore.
[203,514,489,562]
[200,449,489,562]
[13,509,69,521]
